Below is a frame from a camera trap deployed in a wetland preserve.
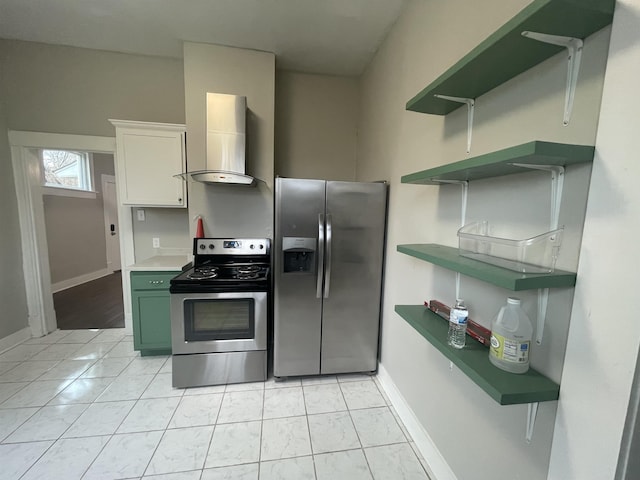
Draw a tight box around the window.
[41,149,93,192]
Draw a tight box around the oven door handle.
[316,213,325,299]
[324,213,332,299]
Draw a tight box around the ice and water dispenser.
[282,237,316,273]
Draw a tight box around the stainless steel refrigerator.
[274,177,388,377]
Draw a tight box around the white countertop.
[128,255,190,272]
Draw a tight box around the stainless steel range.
[170,238,270,388]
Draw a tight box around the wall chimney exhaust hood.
[180,92,255,186]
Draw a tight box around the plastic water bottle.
[448,299,468,349]
[489,297,533,374]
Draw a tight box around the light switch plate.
[137,209,145,221]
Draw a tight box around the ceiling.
[0,0,408,76]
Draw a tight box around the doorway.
[42,152,124,330]
[9,131,121,337]
[102,174,121,272]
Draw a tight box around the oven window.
[184,298,255,341]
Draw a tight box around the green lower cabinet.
[130,271,177,356]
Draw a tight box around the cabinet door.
[116,125,186,207]
[130,271,176,355]
[131,289,172,354]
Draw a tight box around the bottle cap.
[507,297,521,305]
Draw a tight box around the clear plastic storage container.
[457,221,563,273]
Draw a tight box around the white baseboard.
[0,327,32,354]
[377,363,458,480]
[51,268,111,293]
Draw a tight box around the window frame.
[40,149,97,199]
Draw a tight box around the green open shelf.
[397,244,576,290]
[406,0,616,115]
[401,141,594,185]
[395,305,559,405]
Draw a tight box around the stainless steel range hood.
[183,92,255,186]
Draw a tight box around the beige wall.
[0,38,345,343]
[0,39,189,322]
[357,1,611,479]
[183,42,275,239]
[43,153,115,285]
[0,97,29,339]
[0,39,185,136]
[275,71,358,180]
[0,39,189,253]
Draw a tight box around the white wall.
[132,207,190,261]
[357,1,611,479]
[275,71,358,180]
[548,1,640,478]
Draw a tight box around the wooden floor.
[53,272,125,330]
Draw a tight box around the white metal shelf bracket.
[536,288,549,345]
[436,180,468,368]
[521,31,583,126]
[526,402,539,443]
[509,164,564,231]
[436,179,469,226]
[434,95,475,153]
[509,164,564,344]
[437,180,469,299]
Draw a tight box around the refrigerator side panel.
[274,177,326,377]
[321,181,387,374]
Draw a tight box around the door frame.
[8,131,129,337]
[101,174,121,273]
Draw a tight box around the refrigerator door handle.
[324,213,332,298]
[316,213,325,299]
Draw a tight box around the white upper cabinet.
[110,120,187,208]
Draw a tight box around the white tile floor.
[0,329,431,479]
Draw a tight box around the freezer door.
[321,181,387,374]
[274,177,326,377]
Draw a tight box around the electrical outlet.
[152,237,160,248]
[137,209,145,221]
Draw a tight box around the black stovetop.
[169,237,271,293]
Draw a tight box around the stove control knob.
[259,244,264,249]
[209,244,215,249]
[250,244,255,249]
[199,244,206,250]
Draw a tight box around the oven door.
[170,291,267,355]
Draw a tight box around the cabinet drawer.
[130,271,178,290]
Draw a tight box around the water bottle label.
[490,333,530,364]
[450,309,468,325]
